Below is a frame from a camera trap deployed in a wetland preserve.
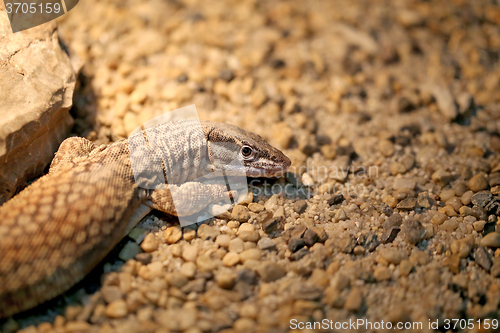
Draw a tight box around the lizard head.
[202,121,291,178]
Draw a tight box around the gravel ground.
[4,0,500,332]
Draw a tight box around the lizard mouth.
[245,165,290,178]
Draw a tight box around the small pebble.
[239,248,262,262]
[197,224,220,241]
[140,233,158,252]
[164,226,182,244]
[293,200,308,214]
[303,229,319,247]
[380,226,400,243]
[344,288,363,311]
[474,247,492,271]
[379,140,395,157]
[431,212,448,225]
[223,252,240,266]
[401,219,424,244]
[258,237,277,251]
[327,194,344,206]
[134,253,152,265]
[229,238,245,253]
[480,232,500,247]
[471,191,493,208]
[248,203,264,213]
[288,238,306,252]
[215,234,231,248]
[118,242,141,261]
[432,170,452,186]
[399,259,413,276]
[396,198,416,210]
[182,244,198,262]
[257,262,286,282]
[469,174,488,192]
[104,300,128,319]
[180,262,197,279]
[461,190,474,205]
[441,219,458,231]
[379,248,407,265]
[383,213,402,229]
[232,205,251,222]
[216,272,237,289]
[373,266,391,281]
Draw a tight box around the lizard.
[0,119,291,319]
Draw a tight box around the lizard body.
[0,120,290,318]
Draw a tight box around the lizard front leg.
[147,182,237,217]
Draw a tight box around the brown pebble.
[432,169,452,186]
[448,255,461,274]
[232,205,251,222]
[248,203,264,213]
[401,219,424,244]
[164,226,182,244]
[344,288,363,311]
[440,219,458,231]
[431,212,448,225]
[223,252,240,267]
[399,259,413,276]
[197,224,220,241]
[135,253,152,265]
[257,262,286,282]
[474,247,492,271]
[469,174,488,192]
[383,213,402,229]
[378,248,407,265]
[396,198,416,210]
[373,266,391,281]
[480,232,500,247]
[380,226,400,244]
[216,272,237,289]
[105,300,128,319]
[141,233,158,252]
[383,195,398,208]
[379,140,395,157]
[293,200,308,214]
[101,286,123,304]
[353,245,365,255]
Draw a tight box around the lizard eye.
[241,146,254,158]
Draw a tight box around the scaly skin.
[0,120,290,318]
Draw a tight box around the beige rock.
[0,21,76,204]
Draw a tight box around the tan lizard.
[0,119,290,318]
